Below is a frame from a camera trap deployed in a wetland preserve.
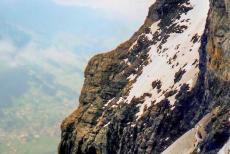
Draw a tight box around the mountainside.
[59,0,230,154]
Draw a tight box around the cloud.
[53,0,155,20]
[0,27,89,93]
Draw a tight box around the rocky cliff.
[59,0,230,153]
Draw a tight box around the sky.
[0,0,154,96]
[0,0,153,53]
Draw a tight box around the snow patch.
[128,74,137,81]
[104,98,115,107]
[104,122,111,128]
[218,139,230,154]
[124,0,210,119]
[162,112,215,154]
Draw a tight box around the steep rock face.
[207,0,230,80]
[59,0,230,154]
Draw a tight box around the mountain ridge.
[59,0,230,153]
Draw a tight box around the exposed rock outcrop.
[59,0,230,154]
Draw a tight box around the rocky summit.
[58,0,230,154]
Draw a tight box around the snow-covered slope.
[122,0,210,119]
[218,139,230,154]
[162,109,219,154]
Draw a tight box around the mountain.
[58,0,230,153]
